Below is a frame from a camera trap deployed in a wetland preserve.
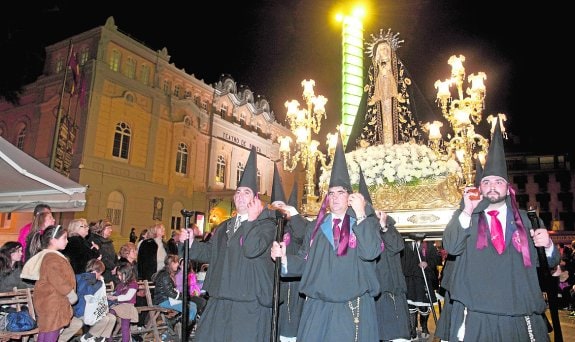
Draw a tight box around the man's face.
[479,175,508,204]
[234,187,255,214]
[327,186,350,215]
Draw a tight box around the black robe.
[442,200,560,341]
[401,240,440,308]
[285,212,382,341]
[188,208,277,342]
[374,217,411,340]
[278,219,306,338]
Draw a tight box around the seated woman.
[0,241,33,292]
[152,254,197,323]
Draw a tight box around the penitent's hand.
[271,241,286,263]
[375,210,388,229]
[462,186,482,215]
[178,228,194,242]
[348,192,367,218]
[531,228,553,248]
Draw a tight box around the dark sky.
[1,1,569,154]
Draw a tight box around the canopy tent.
[0,136,87,212]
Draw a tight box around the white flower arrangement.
[320,142,462,187]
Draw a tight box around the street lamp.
[278,79,337,215]
[425,55,505,185]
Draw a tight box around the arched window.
[236,161,245,186]
[16,124,26,150]
[109,50,121,72]
[55,55,65,73]
[216,155,226,184]
[163,79,171,95]
[125,57,136,79]
[140,64,150,86]
[80,47,90,65]
[176,143,188,174]
[112,122,131,159]
[106,191,124,227]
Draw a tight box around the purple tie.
[333,218,341,250]
[487,210,505,254]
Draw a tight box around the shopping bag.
[83,280,108,326]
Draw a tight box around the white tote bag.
[83,280,109,326]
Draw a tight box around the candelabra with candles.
[425,55,505,186]
[278,79,338,215]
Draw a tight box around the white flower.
[319,142,462,187]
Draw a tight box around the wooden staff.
[270,209,286,342]
[527,208,562,342]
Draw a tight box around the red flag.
[68,52,80,95]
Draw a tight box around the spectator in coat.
[137,223,168,281]
[62,218,101,274]
[87,219,117,283]
[17,203,51,262]
[21,225,77,341]
[59,259,116,342]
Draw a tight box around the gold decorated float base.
[371,175,461,211]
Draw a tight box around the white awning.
[0,136,87,212]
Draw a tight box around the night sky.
[1,1,569,154]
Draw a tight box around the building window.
[257,169,261,192]
[239,112,246,125]
[163,80,171,95]
[56,56,65,73]
[174,85,181,98]
[201,100,208,110]
[184,90,192,99]
[236,161,244,185]
[176,143,188,174]
[125,57,136,79]
[170,201,184,230]
[216,155,226,184]
[221,104,228,116]
[16,125,26,150]
[140,65,150,86]
[106,191,124,226]
[80,47,90,65]
[110,50,121,72]
[112,122,131,159]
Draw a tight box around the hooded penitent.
[358,166,372,205]
[311,134,352,256]
[270,163,286,203]
[288,181,298,209]
[237,145,258,195]
[476,118,531,267]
